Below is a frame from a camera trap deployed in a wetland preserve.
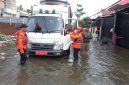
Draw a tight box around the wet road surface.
[0,41,129,85]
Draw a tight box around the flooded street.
[0,41,129,85]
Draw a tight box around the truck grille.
[31,43,54,50]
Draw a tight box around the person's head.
[19,24,28,32]
[35,22,41,28]
[77,29,80,33]
[77,27,82,33]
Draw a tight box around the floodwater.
[0,41,129,85]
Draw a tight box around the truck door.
[63,19,78,50]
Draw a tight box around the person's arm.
[116,35,124,38]
[118,36,124,38]
[70,32,75,39]
[71,33,82,39]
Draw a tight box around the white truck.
[26,5,73,56]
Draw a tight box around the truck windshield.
[27,16,63,33]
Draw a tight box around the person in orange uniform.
[16,24,28,65]
[70,28,83,61]
[14,26,21,42]
[78,27,84,43]
[15,31,19,41]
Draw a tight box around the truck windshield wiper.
[48,30,61,33]
[35,31,46,34]
[27,31,33,32]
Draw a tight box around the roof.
[109,0,129,11]
[118,0,129,5]
[102,0,129,16]
[101,9,115,17]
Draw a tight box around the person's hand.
[20,50,24,54]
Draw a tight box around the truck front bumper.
[27,49,64,56]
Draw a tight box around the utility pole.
[31,5,33,15]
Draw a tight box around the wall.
[0,22,17,35]
[115,12,129,48]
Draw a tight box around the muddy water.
[0,41,129,85]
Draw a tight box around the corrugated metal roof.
[118,0,129,5]
[101,9,115,17]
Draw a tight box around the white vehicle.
[26,11,73,56]
[32,4,72,24]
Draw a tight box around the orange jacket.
[15,31,20,41]
[70,32,83,49]
[17,31,28,53]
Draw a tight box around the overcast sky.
[16,0,119,17]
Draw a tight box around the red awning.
[101,9,115,17]
[118,0,129,5]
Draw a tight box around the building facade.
[0,0,17,17]
[0,0,4,16]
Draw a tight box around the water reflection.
[17,67,28,85]
[1,41,129,85]
[68,64,81,85]
[80,41,129,85]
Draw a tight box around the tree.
[27,9,32,14]
[81,17,91,28]
[17,5,23,11]
[74,4,86,20]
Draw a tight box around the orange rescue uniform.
[70,32,83,49]
[17,31,27,53]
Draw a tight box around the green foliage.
[8,40,16,45]
[27,9,32,13]
[0,33,5,41]
[77,4,82,7]
[81,17,91,28]
[74,4,86,20]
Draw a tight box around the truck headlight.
[53,44,63,50]
[27,43,32,48]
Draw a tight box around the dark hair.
[19,24,28,28]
